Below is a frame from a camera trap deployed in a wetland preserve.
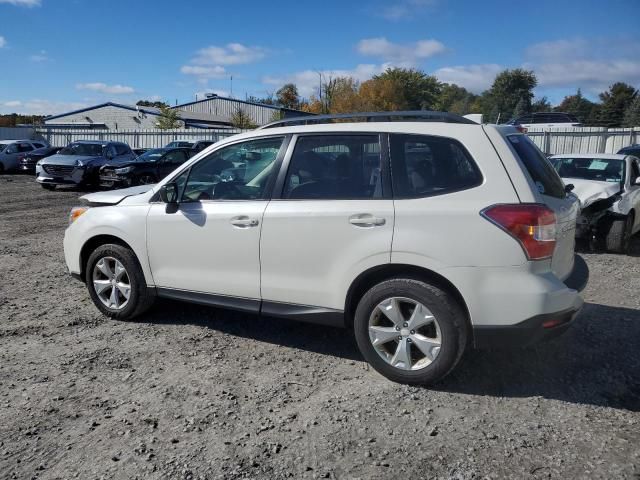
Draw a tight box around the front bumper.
[99,174,132,189]
[36,165,87,185]
[19,162,37,172]
[472,254,589,349]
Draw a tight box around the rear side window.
[390,134,482,198]
[283,135,382,199]
[507,135,566,199]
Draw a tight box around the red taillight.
[481,204,557,260]
[515,125,528,133]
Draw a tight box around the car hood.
[80,185,154,205]
[566,178,621,208]
[41,154,101,166]
[102,160,138,170]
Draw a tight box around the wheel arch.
[344,263,472,342]
[79,234,136,280]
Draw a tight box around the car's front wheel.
[85,244,155,320]
[354,278,468,385]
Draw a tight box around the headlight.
[69,206,90,225]
[76,159,84,167]
[114,166,134,174]
[36,160,43,166]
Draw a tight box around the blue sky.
[0,0,639,114]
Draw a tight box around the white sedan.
[549,153,640,253]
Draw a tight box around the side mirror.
[634,178,640,186]
[159,182,178,204]
[564,183,575,193]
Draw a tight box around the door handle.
[230,216,259,228]
[349,214,386,227]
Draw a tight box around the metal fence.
[32,127,245,149]
[1,125,639,155]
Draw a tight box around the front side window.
[390,134,482,198]
[163,150,188,164]
[181,136,284,201]
[283,135,382,199]
[18,143,34,153]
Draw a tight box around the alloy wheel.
[368,297,442,371]
[92,256,131,310]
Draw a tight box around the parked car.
[0,139,49,172]
[507,112,581,129]
[19,146,62,173]
[132,148,149,157]
[99,147,192,189]
[549,153,640,252]
[35,140,135,190]
[63,111,587,385]
[191,140,215,154]
[165,141,193,148]
[617,144,640,157]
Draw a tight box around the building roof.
[172,95,310,115]
[44,102,232,126]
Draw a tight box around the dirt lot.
[0,174,638,480]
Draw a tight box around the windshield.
[59,143,104,156]
[137,149,167,162]
[549,157,625,183]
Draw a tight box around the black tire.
[41,184,56,191]
[605,213,633,253]
[0,163,4,174]
[85,243,155,320]
[353,278,468,385]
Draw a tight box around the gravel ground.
[0,174,639,480]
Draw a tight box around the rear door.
[260,133,393,311]
[505,134,579,279]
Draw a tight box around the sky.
[0,0,639,115]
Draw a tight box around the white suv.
[63,112,588,385]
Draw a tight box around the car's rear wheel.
[85,244,155,320]
[137,174,157,185]
[41,184,56,191]
[354,278,467,385]
[605,213,634,253]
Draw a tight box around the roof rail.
[259,110,477,129]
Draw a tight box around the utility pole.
[230,75,233,98]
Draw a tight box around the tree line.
[257,67,640,128]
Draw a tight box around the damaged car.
[549,153,640,253]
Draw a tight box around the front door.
[146,136,287,302]
[260,134,394,311]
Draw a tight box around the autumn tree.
[372,68,441,110]
[276,83,300,109]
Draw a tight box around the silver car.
[36,140,135,190]
[0,139,49,172]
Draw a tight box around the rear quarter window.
[390,134,482,198]
[507,135,566,199]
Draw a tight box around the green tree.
[623,95,640,127]
[483,68,537,122]
[137,99,169,109]
[435,83,477,114]
[276,83,300,109]
[155,106,182,129]
[512,97,529,119]
[554,89,596,124]
[531,96,551,113]
[598,82,637,127]
[372,68,441,110]
[231,107,258,129]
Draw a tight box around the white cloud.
[525,37,640,93]
[264,64,390,98]
[0,0,40,6]
[0,99,87,115]
[434,64,503,93]
[0,36,6,48]
[376,0,437,20]
[357,37,445,65]
[76,82,135,94]
[29,50,49,62]
[180,65,227,79]
[191,43,267,66]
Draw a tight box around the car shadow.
[135,300,640,410]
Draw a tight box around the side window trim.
[271,132,391,200]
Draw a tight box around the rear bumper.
[472,254,588,349]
